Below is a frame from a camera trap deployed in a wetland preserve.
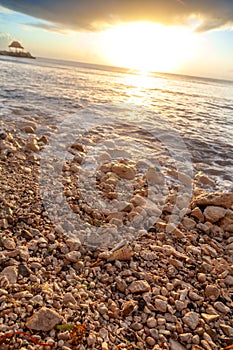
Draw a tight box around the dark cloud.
[0,0,233,32]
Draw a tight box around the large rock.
[204,206,226,223]
[26,307,62,331]
[192,192,233,209]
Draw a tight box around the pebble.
[147,317,157,328]
[0,128,232,350]
[112,163,136,180]
[220,324,233,337]
[205,284,220,301]
[0,266,18,284]
[121,300,137,316]
[183,312,199,330]
[102,342,108,350]
[97,302,108,315]
[2,237,16,250]
[155,298,167,312]
[204,206,226,223]
[146,336,156,346]
[26,307,63,331]
[128,280,150,293]
[201,313,220,323]
[65,251,81,262]
[214,301,230,314]
[197,273,207,283]
[170,339,186,350]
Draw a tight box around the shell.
[107,245,134,262]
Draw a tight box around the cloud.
[0,0,233,32]
[24,22,70,34]
[0,32,14,49]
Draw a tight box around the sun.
[101,22,197,73]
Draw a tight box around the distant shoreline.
[0,50,35,59]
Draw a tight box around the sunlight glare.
[101,22,197,73]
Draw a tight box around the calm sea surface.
[0,56,232,190]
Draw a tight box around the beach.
[0,57,232,349]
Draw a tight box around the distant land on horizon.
[36,56,233,84]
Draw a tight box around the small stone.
[128,280,150,294]
[147,317,157,328]
[192,192,233,209]
[183,311,199,330]
[25,140,40,152]
[63,293,76,305]
[205,285,220,301]
[112,163,136,180]
[121,300,137,316]
[18,264,31,277]
[192,335,200,344]
[32,295,43,305]
[0,218,8,229]
[201,313,220,323]
[204,206,226,223]
[18,246,29,261]
[146,167,163,184]
[197,273,206,283]
[189,291,201,301]
[154,298,167,312]
[146,336,156,346]
[131,322,143,330]
[175,300,187,311]
[23,126,35,133]
[224,275,233,286]
[214,301,230,314]
[2,237,16,250]
[65,251,81,262]
[102,341,108,350]
[182,217,196,229]
[180,333,192,343]
[169,339,186,350]
[97,302,108,315]
[26,307,62,331]
[87,332,96,346]
[197,223,210,234]
[191,207,204,222]
[0,266,18,284]
[220,324,233,337]
[131,194,147,207]
[116,278,127,293]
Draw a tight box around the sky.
[0,0,233,80]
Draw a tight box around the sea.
[0,56,232,192]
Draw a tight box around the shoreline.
[0,125,232,349]
[0,51,35,59]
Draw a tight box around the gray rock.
[204,206,226,223]
[26,307,63,331]
[183,311,199,330]
[0,266,18,284]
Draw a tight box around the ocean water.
[0,56,232,191]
